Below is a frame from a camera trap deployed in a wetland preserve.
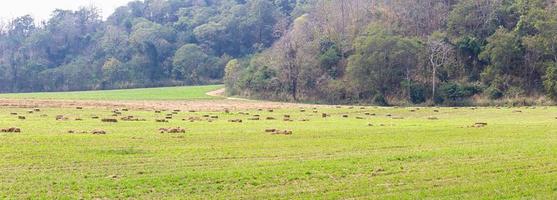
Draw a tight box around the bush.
[439,82,482,102]
[485,86,503,100]
[373,94,388,106]
[409,84,427,104]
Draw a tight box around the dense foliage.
[226,0,557,105]
[2,0,557,105]
[0,0,305,92]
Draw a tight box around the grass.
[1,105,556,199]
[0,85,224,101]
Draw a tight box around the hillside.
[225,0,557,105]
[0,0,306,92]
[2,0,557,105]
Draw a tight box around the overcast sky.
[0,0,133,22]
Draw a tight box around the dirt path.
[0,89,316,111]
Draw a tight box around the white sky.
[0,0,134,22]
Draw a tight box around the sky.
[0,0,133,22]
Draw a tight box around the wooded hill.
[226,0,557,105]
[2,0,557,105]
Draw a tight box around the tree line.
[0,0,305,92]
[225,0,557,105]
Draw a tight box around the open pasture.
[0,85,223,101]
[1,103,557,199]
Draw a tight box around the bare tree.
[428,36,453,99]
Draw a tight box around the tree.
[172,44,210,84]
[427,33,454,100]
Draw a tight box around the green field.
[0,85,223,100]
[1,102,556,199]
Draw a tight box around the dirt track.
[0,96,313,111]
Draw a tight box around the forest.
[2,0,557,105]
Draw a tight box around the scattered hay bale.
[75,118,83,121]
[266,117,276,120]
[56,115,68,121]
[368,123,374,127]
[265,128,276,133]
[165,116,173,119]
[155,110,162,113]
[172,111,179,115]
[188,110,196,113]
[272,130,293,135]
[283,115,291,118]
[10,113,17,115]
[300,109,306,112]
[313,110,318,113]
[101,118,118,123]
[427,117,439,120]
[18,116,26,120]
[91,129,106,135]
[322,113,328,118]
[27,110,34,114]
[386,114,392,117]
[224,109,230,113]
[335,106,342,109]
[268,109,274,112]
[410,109,416,112]
[91,116,99,119]
[173,109,181,112]
[210,116,219,119]
[283,118,293,122]
[391,116,404,120]
[300,119,310,122]
[228,119,243,123]
[513,110,522,113]
[342,114,349,118]
[34,108,41,112]
[40,114,48,117]
[122,108,129,111]
[202,114,210,118]
[248,117,260,121]
[356,117,364,120]
[473,122,488,128]
[76,107,83,110]
[433,110,439,113]
[156,119,169,123]
[159,127,186,133]
[1,127,21,133]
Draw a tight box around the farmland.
[1,86,557,199]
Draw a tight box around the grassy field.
[0,85,223,100]
[1,102,556,199]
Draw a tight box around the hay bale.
[10,113,17,115]
[56,115,67,121]
[272,130,293,135]
[368,123,374,127]
[268,109,274,112]
[34,108,41,112]
[433,110,439,113]
[155,110,162,113]
[300,109,306,112]
[342,114,349,118]
[265,128,276,133]
[228,119,243,123]
[391,116,404,120]
[160,127,186,133]
[27,110,34,114]
[266,117,276,120]
[322,113,328,118]
[91,129,106,135]
[300,119,310,122]
[356,117,364,119]
[101,118,118,123]
[427,117,439,120]
[18,116,26,120]
[473,122,488,128]
[91,116,99,119]
[513,110,522,113]
[283,115,291,118]
[248,117,260,121]
[156,119,169,123]
[210,116,219,119]
[75,118,83,121]
[1,127,21,133]
[76,107,83,110]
